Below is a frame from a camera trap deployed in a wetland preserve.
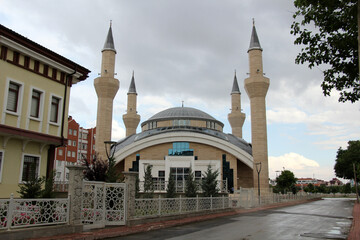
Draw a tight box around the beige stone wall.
[237,160,254,188]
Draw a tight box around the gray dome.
[141,107,224,127]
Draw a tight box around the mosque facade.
[95,23,269,192]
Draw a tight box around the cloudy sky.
[1,0,359,181]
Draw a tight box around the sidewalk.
[30,199,321,240]
[347,202,360,240]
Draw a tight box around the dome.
[141,107,224,127]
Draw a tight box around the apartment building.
[54,116,96,182]
[0,24,90,197]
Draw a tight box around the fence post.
[158,195,161,216]
[67,165,86,225]
[6,193,14,230]
[196,195,199,212]
[179,195,182,214]
[210,195,213,210]
[123,171,138,224]
[222,195,225,209]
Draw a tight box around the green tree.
[185,167,198,197]
[41,171,55,198]
[276,170,297,194]
[166,173,176,198]
[334,140,360,180]
[143,165,154,198]
[17,163,44,198]
[83,155,108,182]
[106,157,120,183]
[304,183,315,193]
[201,165,219,197]
[291,0,359,103]
[342,183,352,193]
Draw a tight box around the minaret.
[228,71,246,138]
[94,23,120,160]
[123,72,140,137]
[244,21,270,191]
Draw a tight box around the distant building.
[54,116,96,182]
[328,178,343,186]
[296,178,328,188]
[0,24,90,197]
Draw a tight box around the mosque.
[94,22,270,192]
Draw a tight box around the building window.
[173,119,190,127]
[43,64,49,76]
[0,152,3,182]
[68,139,71,145]
[58,149,63,156]
[52,69,57,80]
[69,129,72,135]
[206,121,215,129]
[73,130,77,136]
[72,151,75,158]
[147,121,157,130]
[6,82,20,112]
[67,151,71,157]
[50,97,60,123]
[24,56,30,68]
[66,173,69,180]
[21,155,40,182]
[57,160,62,167]
[34,60,39,72]
[72,141,76,147]
[170,167,189,192]
[56,172,61,179]
[168,142,193,156]
[30,90,41,118]
[1,46,8,60]
[82,133,87,139]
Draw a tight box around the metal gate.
[81,181,126,229]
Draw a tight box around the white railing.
[138,179,228,193]
[233,188,323,208]
[0,194,69,230]
[134,195,232,218]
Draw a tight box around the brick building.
[54,116,96,181]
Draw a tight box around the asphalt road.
[115,198,355,240]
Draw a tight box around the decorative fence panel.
[0,195,69,230]
[81,181,126,229]
[134,196,230,219]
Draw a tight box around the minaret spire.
[102,22,116,53]
[244,21,270,192]
[123,72,140,137]
[94,24,120,159]
[228,70,245,138]
[248,19,262,52]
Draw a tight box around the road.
[115,198,355,240]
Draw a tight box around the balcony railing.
[139,179,228,193]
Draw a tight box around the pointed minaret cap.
[248,19,262,52]
[128,71,137,94]
[231,70,241,94]
[102,21,116,53]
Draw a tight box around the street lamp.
[255,162,262,205]
[104,140,117,160]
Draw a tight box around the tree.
[334,140,360,180]
[304,183,315,193]
[276,170,297,194]
[41,171,55,198]
[166,173,176,198]
[291,0,359,103]
[201,165,219,197]
[106,157,121,183]
[83,155,108,182]
[143,165,154,198]
[17,162,43,198]
[185,167,198,197]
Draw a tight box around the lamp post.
[255,162,262,205]
[104,140,117,160]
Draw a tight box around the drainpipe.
[48,67,77,179]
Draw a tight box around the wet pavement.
[115,198,354,240]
